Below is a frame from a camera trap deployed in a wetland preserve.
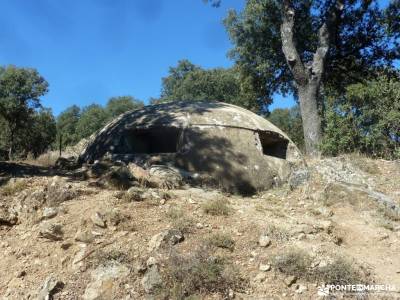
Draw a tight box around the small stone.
[284,275,297,287]
[259,264,271,272]
[228,289,235,298]
[258,235,271,247]
[42,207,58,219]
[254,272,267,282]
[61,242,73,250]
[318,260,328,268]
[91,212,106,228]
[160,199,166,205]
[75,230,94,244]
[17,270,26,278]
[146,257,157,267]
[141,266,162,293]
[196,223,204,229]
[148,229,184,252]
[133,261,147,275]
[37,275,64,300]
[297,233,306,240]
[296,284,308,294]
[39,222,63,241]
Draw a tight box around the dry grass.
[272,248,365,285]
[349,153,381,175]
[202,198,231,216]
[207,233,235,252]
[1,180,28,196]
[26,152,59,167]
[158,244,246,299]
[166,207,195,234]
[263,224,290,242]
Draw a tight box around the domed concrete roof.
[79,101,305,194]
[106,100,289,135]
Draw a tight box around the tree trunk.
[8,128,14,161]
[280,0,343,157]
[298,84,322,157]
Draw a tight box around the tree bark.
[298,84,322,156]
[8,128,14,161]
[280,0,343,157]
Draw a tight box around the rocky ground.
[0,155,399,299]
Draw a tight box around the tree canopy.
[106,96,144,120]
[224,0,400,155]
[156,60,260,111]
[0,66,49,159]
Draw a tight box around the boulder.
[39,222,63,241]
[83,262,130,300]
[148,229,184,252]
[141,265,162,294]
[36,275,64,300]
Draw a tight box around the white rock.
[259,264,271,272]
[91,212,106,228]
[83,262,129,300]
[296,284,308,294]
[258,235,271,247]
[42,207,58,219]
[146,257,157,267]
[254,272,267,282]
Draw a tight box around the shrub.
[1,179,28,196]
[104,166,132,190]
[207,233,235,252]
[264,224,290,242]
[202,198,231,216]
[166,207,195,234]
[272,248,312,280]
[316,257,365,286]
[321,76,400,160]
[159,245,245,299]
[272,248,365,285]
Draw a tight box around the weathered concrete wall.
[79,101,305,194]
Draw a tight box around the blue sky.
[0,0,393,115]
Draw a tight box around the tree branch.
[280,0,308,86]
[311,0,344,82]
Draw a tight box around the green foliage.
[156,60,260,111]
[224,0,399,100]
[25,108,57,157]
[0,65,49,159]
[56,105,81,148]
[105,96,144,120]
[321,75,400,159]
[57,96,143,149]
[267,106,304,150]
[76,104,108,139]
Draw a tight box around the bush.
[202,198,231,216]
[167,207,195,234]
[321,76,400,160]
[159,245,245,299]
[264,224,290,242]
[103,166,132,190]
[272,248,312,279]
[272,248,365,285]
[207,233,235,252]
[1,179,28,196]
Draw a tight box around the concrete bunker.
[79,101,305,194]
